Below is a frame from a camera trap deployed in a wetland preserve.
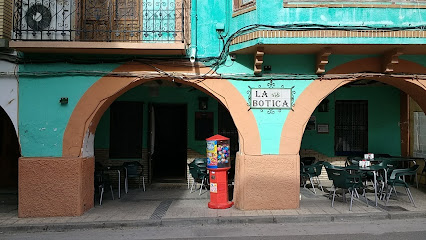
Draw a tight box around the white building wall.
[0,54,18,133]
[414,112,426,159]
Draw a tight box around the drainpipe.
[189,0,198,63]
[223,0,230,37]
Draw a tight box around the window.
[335,100,368,156]
[234,0,256,12]
[81,0,142,41]
[109,101,143,158]
[195,112,214,140]
[81,0,179,42]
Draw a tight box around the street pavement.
[1,181,426,233]
[1,218,426,239]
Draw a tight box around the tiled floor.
[1,181,426,227]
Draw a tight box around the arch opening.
[62,63,261,209]
[0,106,20,190]
[63,63,261,159]
[92,80,239,184]
[280,57,426,200]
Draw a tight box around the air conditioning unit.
[16,0,73,40]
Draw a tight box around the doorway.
[151,104,187,182]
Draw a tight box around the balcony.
[11,0,189,54]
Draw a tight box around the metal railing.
[12,0,188,43]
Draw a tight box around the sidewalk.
[1,182,426,232]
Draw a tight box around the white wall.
[0,56,18,133]
[414,112,426,158]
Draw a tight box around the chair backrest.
[304,161,323,176]
[191,158,207,174]
[385,159,402,170]
[189,161,207,179]
[326,168,362,190]
[324,164,337,180]
[188,163,199,179]
[390,165,420,180]
[322,161,331,168]
[313,161,324,176]
[301,157,316,166]
[323,162,343,169]
[123,161,143,176]
[193,158,207,165]
[346,155,363,167]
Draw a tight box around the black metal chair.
[94,163,114,205]
[301,161,324,194]
[122,161,145,192]
[301,157,316,166]
[326,167,367,211]
[386,165,420,207]
[188,160,209,195]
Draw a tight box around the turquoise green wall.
[301,85,401,157]
[19,63,120,157]
[219,55,314,154]
[216,53,426,154]
[17,2,426,158]
[196,1,426,58]
[94,84,218,155]
[401,55,426,67]
[194,1,425,154]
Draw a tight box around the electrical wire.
[3,23,425,68]
[3,69,426,82]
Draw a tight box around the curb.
[1,211,426,233]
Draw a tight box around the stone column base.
[19,157,94,217]
[233,153,300,210]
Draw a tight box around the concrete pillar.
[18,157,94,217]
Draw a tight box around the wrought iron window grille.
[12,0,188,43]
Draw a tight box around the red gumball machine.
[206,135,234,209]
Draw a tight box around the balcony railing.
[12,0,188,43]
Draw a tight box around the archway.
[91,79,241,185]
[280,58,426,155]
[0,106,20,189]
[279,57,426,205]
[63,63,261,158]
[60,62,261,208]
[18,62,261,217]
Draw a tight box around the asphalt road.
[1,218,426,240]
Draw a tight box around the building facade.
[1,0,425,217]
[0,0,19,190]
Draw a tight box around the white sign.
[210,183,217,193]
[251,88,292,109]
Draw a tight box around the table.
[350,156,422,165]
[345,164,387,207]
[104,166,126,199]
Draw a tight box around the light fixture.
[60,97,68,105]
[198,97,208,110]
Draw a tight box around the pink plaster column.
[18,157,94,217]
[233,153,300,210]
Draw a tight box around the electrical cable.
[4,23,425,68]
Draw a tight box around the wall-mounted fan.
[25,3,52,31]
